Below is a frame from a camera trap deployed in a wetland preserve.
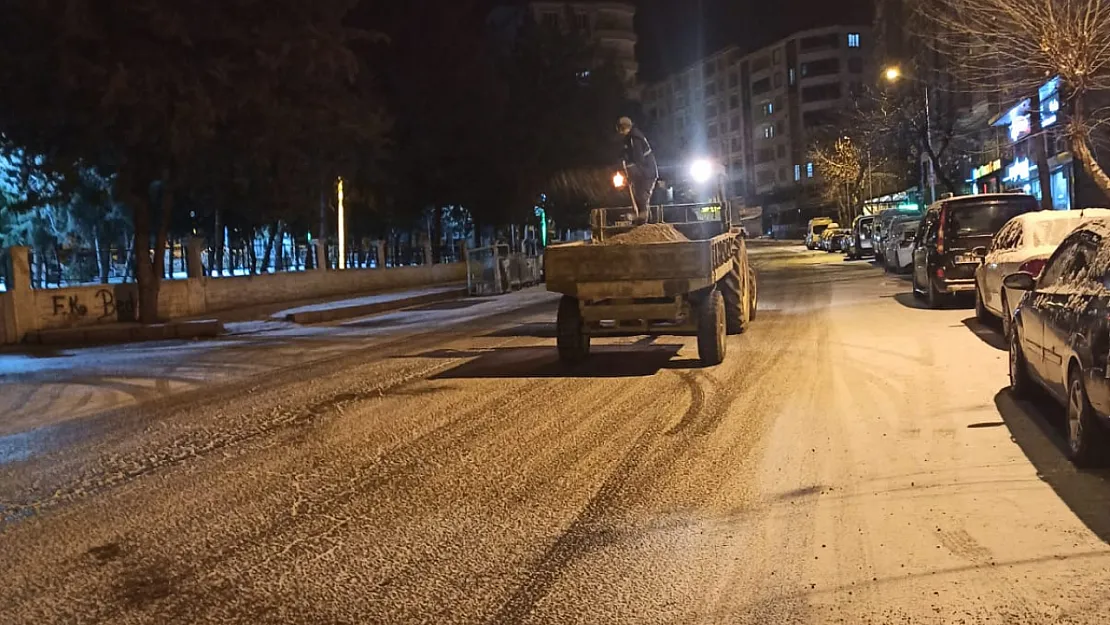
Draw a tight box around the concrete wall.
[1,245,466,343]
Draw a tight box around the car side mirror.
[972,246,987,257]
[1003,272,1036,291]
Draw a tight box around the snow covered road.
[2,241,1110,624]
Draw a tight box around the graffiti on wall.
[50,288,137,322]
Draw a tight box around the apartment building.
[524,1,639,95]
[643,26,873,218]
[641,46,748,195]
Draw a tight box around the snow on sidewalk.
[273,285,465,319]
[0,288,558,440]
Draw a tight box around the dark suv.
[912,194,1041,308]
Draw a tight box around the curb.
[284,288,470,324]
[25,319,225,347]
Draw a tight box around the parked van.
[911,193,1041,308]
[805,218,834,250]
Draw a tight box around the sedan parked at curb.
[976,209,1110,338]
[1007,217,1110,467]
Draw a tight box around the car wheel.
[974,283,990,322]
[911,271,925,300]
[1000,291,1012,341]
[1066,367,1110,468]
[1009,327,1032,399]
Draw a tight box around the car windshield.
[813,225,828,235]
[859,221,874,237]
[945,197,1039,239]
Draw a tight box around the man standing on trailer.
[618,116,658,222]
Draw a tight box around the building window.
[751,55,772,73]
[728,72,739,88]
[574,12,589,31]
[801,83,842,103]
[775,120,785,135]
[730,115,740,132]
[729,94,740,110]
[752,77,772,95]
[705,82,718,98]
[706,103,718,118]
[849,81,864,97]
[708,123,720,139]
[541,12,559,29]
[774,95,784,110]
[676,114,686,128]
[731,136,743,152]
[774,72,783,88]
[848,33,861,48]
[801,58,840,78]
[806,162,814,178]
[763,124,775,139]
[789,68,796,85]
[800,33,840,52]
[762,101,774,117]
[848,57,864,73]
[676,93,687,108]
[756,148,775,164]
[772,49,781,64]
[794,164,802,181]
[776,144,786,158]
[779,168,788,182]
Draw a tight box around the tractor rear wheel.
[556,296,590,364]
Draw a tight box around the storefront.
[986,77,1074,210]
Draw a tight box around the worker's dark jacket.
[623,127,659,180]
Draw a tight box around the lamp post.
[883,66,935,206]
[337,177,346,269]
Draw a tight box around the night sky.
[636,0,874,81]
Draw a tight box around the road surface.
[3,241,1110,624]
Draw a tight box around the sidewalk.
[16,282,468,347]
[0,287,558,439]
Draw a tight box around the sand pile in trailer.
[608,223,689,245]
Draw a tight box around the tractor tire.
[720,263,748,335]
[748,267,758,321]
[697,289,727,367]
[556,295,590,364]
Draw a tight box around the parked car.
[1006,217,1110,466]
[976,209,1110,337]
[806,217,834,250]
[829,229,851,253]
[846,215,876,260]
[912,193,1041,308]
[887,218,918,273]
[874,209,923,268]
[818,223,841,250]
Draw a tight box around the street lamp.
[612,171,626,189]
[882,65,935,206]
[690,158,715,184]
[337,177,346,269]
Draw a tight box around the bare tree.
[920,0,1110,200]
[808,97,903,224]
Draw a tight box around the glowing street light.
[612,171,626,189]
[690,158,714,184]
[337,177,346,269]
[883,66,902,82]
